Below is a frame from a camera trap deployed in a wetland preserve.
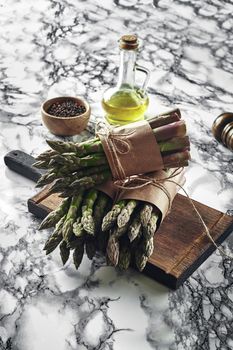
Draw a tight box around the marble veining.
[0,0,233,349]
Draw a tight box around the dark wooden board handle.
[4,150,45,182]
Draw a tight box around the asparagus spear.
[118,239,131,270]
[52,153,107,169]
[62,193,83,242]
[35,149,58,161]
[46,138,102,156]
[73,241,85,269]
[43,215,66,254]
[141,237,154,258]
[33,160,51,169]
[128,212,142,242]
[106,234,120,266]
[93,192,111,233]
[36,169,58,187]
[39,165,110,192]
[81,189,98,235]
[135,225,156,271]
[97,199,113,253]
[102,200,126,232]
[158,136,190,153]
[49,165,110,194]
[140,203,153,230]
[85,239,96,260]
[39,197,71,230]
[60,171,112,196]
[117,200,138,228]
[135,248,148,272]
[106,214,132,266]
[59,240,70,265]
[148,109,181,129]
[73,220,85,238]
[67,236,84,249]
[153,120,186,142]
[143,211,160,239]
[163,150,190,167]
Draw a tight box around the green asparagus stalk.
[59,240,70,265]
[111,223,129,240]
[135,225,155,271]
[60,171,112,196]
[158,136,190,153]
[118,240,131,270]
[33,160,51,169]
[102,200,126,232]
[163,150,190,167]
[46,138,101,156]
[73,220,85,238]
[106,234,120,266]
[96,198,113,253]
[73,241,85,269]
[141,237,154,258]
[143,211,160,239]
[62,193,83,242]
[85,239,96,260]
[148,109,181,129]
[35,149,58,161]
[117,200,138,228]
[39,198,71,230]
[153,120,186,142]
[97,230,110,253]
[43,215,66,254]
[93,193,111,233]
[81,189,98,235]
[128,212,142,242]
[49,165,110,194]
[67,236,84,249]
[35,169,58,187]
[52,153,107,169]
[135,248,148,272]
[140,203,153,230]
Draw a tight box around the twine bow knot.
[96,121,135,181]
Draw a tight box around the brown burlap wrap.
[97,120,164,180]
[98,169,185,227]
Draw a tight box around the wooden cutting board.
[28,184,233,289]
[4,150,233,289]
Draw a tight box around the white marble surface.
[0,0,233,349]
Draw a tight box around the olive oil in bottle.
[102,35,150,125]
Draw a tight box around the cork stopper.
[119,34,139,50]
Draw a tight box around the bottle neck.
[117,49,137,89]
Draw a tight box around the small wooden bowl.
[41,96,91,136]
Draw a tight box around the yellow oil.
[102,88,149,125]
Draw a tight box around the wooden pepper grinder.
[212,113,233,151]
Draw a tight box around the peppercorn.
[47,100,86,118]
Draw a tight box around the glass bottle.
[102,35,150,125]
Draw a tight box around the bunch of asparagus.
[102,199,159,271]
[40,189,112,269]
[40,188,160,272]
[34,109,190,196]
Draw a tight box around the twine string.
[96,122,136,181]
[166,179,233,261]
